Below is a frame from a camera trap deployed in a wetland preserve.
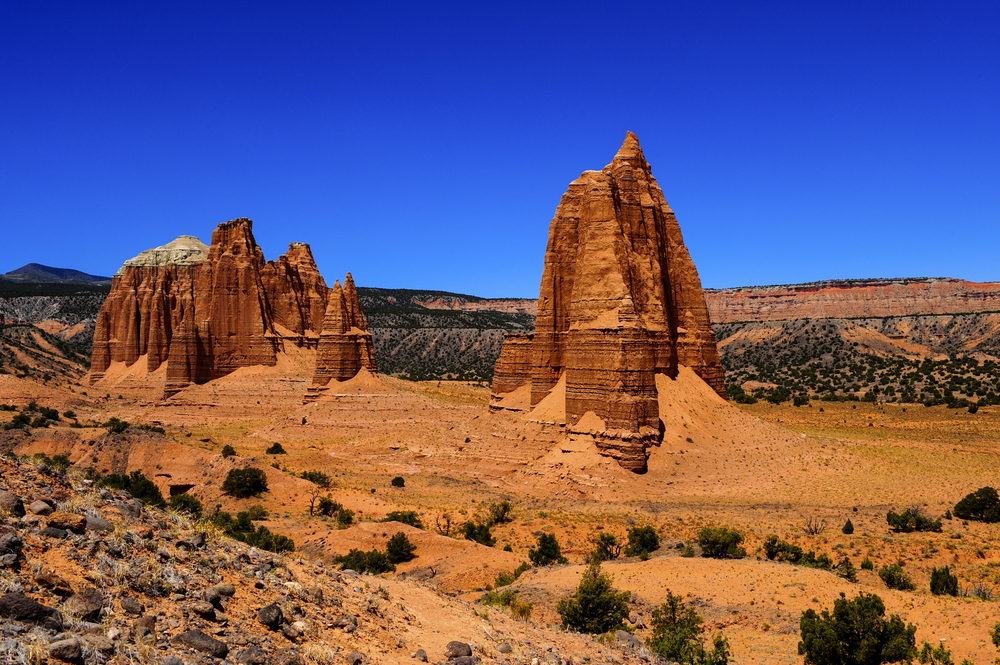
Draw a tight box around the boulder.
[189,600,217,620]
[0,591,64,630]
[85,516,113,532]
[47,637,82,663]
[47,511,86,533]
[119,597,144,615]
[63,587,104,622]
[27,499,53,516]
[214,582,236,596]
[258,603,283,629]
[235,645,270,665]
[171,629,229,659]
[445,642,472,658]
[413,649,429,662]
[275,647,307,665]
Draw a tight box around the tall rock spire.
[492,132,725,472]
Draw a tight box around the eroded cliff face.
[90,219,334,398]
[705,278,1000,323]
[493,132,725,472]
[304,273,377,402]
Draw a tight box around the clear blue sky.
[2,1,997,296]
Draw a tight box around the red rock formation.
[705,278,1000,323]
[490,333,534,395]
[492,132,725,472]
[304,273,377,402]
[90,219,336,398]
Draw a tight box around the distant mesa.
[89,218,376,398]
[3,263,112,284]
[491,132,725,473]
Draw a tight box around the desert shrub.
[917,641,953,665]
[170,493,203,518]
[698,527,746,559]
[0,404,15,411]
[386,532,417,564]
[625,526,660,558]
[3,413,31,430]
[969,404,979,414]
[835,558,858,583]
[992,622,1000,649]
[316,495,342,516]
[38,406,59,420]
[102,417,130,434]
[842,519,854,535]
[98,470,166,508]
[381,510,423,528]
[798,592,916,665]
[462,521,496,547]
[299,470,332,487]
[209,507,293,552]
[646,589,731,665]
[245,504,268,519]
[337,508,355,529]
[556,563,630,634]
[953,487,1000,523]
[391,476,405,488]
[878,563,915,591]
[861,557,874,571]
[265,442,287,455]
[221,445,236,458]
[590,533,622,563]
[529,533,567,565]
[487,500,513,525]
[30,417,49,428]
[887,509,942,533]
[762,536,832,570]
[221,468,269,498]
[334,548,396,574]
[929,566,959,596]
[137,424,166,435]
[481,588,533,620]
[494,562,531,587]
[62,410,76,419]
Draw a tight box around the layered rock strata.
[304,273,377,402]
[90,218,339,397]
[490,333,534,395]
[492,132,725,472]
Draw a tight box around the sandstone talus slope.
[493,132,725,472]
[90,219,335,397]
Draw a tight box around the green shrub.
[391,476,405,488]
[265,442,287,455]
[887,509,942,533]
[336,508,355,529]
[38,406,59,420]
[842,519,854,535]
[698,527,746,559]
[221,445,237,458]
[798,592,916,664]
[97,470,166,508]
[30,417,49,428]
[625,526,660,558]
[3,413,31,430]
[487,500,513,526]
[878,563,915,591]
[647,590,731,664]
[386,532,417,564]
[556,563,630,633]
[208,506,293,552]
[494,562,531,587]
[590,533,622,562]
[334,548,396,574]
[992,622,1000,649]
[221,468,269,498]
[0,404,16,411]
[481,588,532,620]
[954,487,1000,523]
[529,533,567,565]
[381,510,423,529]
[762,536,833,570]
[102,417,130,434]
[462,521,496,547]
[861,557,874,571]
[929,566,958,596]
[316,496,343,516]
[835,558,858,583]
[917,641,953,665]
[170,493,203,518]
[62,410,76,420]
[299,470,331,487]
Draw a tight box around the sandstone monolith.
[492,132,725,472]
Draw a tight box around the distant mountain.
[3,263,112,284]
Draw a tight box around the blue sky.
[2,1,997,296]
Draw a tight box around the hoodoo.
[492,132,725,472]
[303,273,377,402]
[90,218,339,398]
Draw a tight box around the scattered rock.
[63,587,104,622]
[615,630,642,650]
[85,516,113,532]
[172,629,229,658]
[81,634,116,654]
[134,615,156,640]
[448,658,480,665]
[39,526,69,539]
[214,582,237,596]
[275,647,307,665]
[445,641,473,658]
[120,597,144,615]
[258,602,283,629]
[498,644,513,654]
[0,591,63,630]
[47,637,82,663]
[281,622,300,640]
[412,649,428,662]
[0,490,25,517]
[189,600,217,620]
[235,645,270,665]
[347,652,364,665]
[46,511,86,533]
[27,499,53,516]
[35,570,73,596]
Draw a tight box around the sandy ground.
[3,353,1000,663]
